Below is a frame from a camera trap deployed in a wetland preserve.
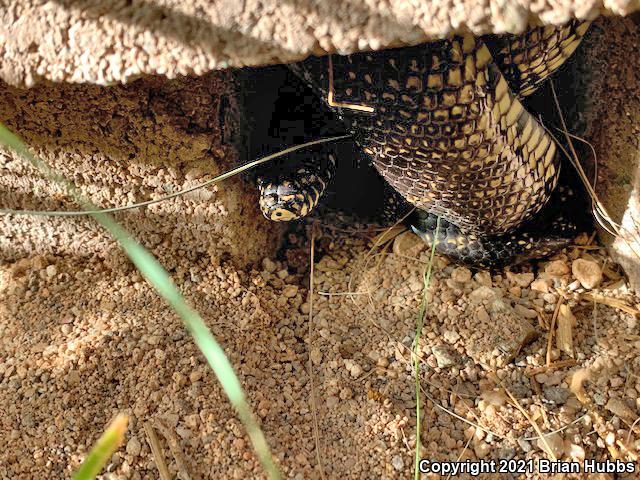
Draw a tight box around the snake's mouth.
[266,207,300,221]
[258,183,311,221]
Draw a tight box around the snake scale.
[253,20,591,267]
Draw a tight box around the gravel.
[1,226,639,478]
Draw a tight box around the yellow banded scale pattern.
[281,21,591,265]
[294,31,570,235]
[258,152,336,222]
[488,20,591,97]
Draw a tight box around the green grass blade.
[413,217,440,480]
[0,123,281,479]
[73,414,128,480]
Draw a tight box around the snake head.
[258,180,317,221]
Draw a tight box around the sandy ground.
[2,16,640,480]
[1,219,639,479]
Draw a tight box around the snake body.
[255,21,591,267]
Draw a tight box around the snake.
[253,20,592,268]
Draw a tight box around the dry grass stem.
[446,435,473,480]
[582,292,640,317]
[503,388,557,461]
[526,359,578,375]
[556,304,576,357]
[143,422,171,480]
[626,417,640,444]
[419,386,505,441]
[155,421,196,480]
[546,296,564,366]
[307,224,326,480]
[2,136,349,217]
[327,55,375,113]
[370,225,406,248]
[523,414,589,442]
[550,82,640,262]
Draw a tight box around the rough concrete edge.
[1,1,639,87]
[570,15,640,292]
[0,72,285,268]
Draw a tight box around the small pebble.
[443,330,460,344]
[605,397,636,422]
[514,304,537,319]
[507,272,534,287]
[538,433,564,458]
[391,455,404,471]
[432,345,455,368]
[572,259,602,289]
[517,438,532,452]
[283,285,298,298]
[469,286,500,304]
[543,386,571,404]
[544,260,569,278]
[310,348,323,365]
[473,441,491,459]
[474,271,492,287]
[531,278,551,293]
[393,230,425,255]
[45,265,57,278]
[569,444,585,461]
[451,267,472,283]
[126,436,142,457]
[262,258,277,273]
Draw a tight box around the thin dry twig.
[546,296,564,366]
[556,304,576,358]
[317,290,370,297]
[503,388,558,461]
[419,385,505,440]
[523,414,589,442]
[582,292,640,317]
[361,209,414,268]
[327,55,375,113]
[626,416,640,445]
[369,225,406,248]
[155,420,197,480]
[562,130,598,187]
[1,135,350,217]
[143,422,171,480]
[550,81,640,262]
[446,434,474,480]
[307,223,326,480]
[616,439,639,461]
[591,291,600,344]
[525,359,578,376]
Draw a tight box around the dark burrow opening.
[237,64,396,222]
[235,38,596,266]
